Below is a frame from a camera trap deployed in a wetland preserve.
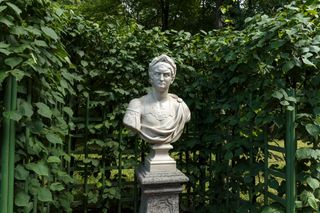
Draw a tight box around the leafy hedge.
[1,0,320,212]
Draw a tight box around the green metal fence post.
[263,127,269,206]
[0,76,12,213]
[8,76,17,213]
[24,79,32,213]
[285,89,296,213]
[0,76,17,213]
[83,95,90,213]
[118,129,123,213]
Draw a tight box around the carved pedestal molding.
[145,144,176,172]
[137,167,189,213]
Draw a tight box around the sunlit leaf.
[35,102,52,119]
[41,26,59,41]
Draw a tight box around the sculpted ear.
[171,76,175,84]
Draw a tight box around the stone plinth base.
[145,144,176,172]
[137,167,189,213]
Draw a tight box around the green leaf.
[272,91,283,99]
[45,133,63,145]
[261,205,285,213]
[6,2,22,16]
[224,151,233,160]
[10,69,25,81]
[35,102,52,119]
[287,106,295,111]
[25,161,49,176]
[63,107,73,117]
[28,177,41,195]
[0,16,14,27]
[271,39,286,49]
[4,57,23,69]
[34,40,48,47]
[307,197,318,210]
[0,6,7,13]
[306,124,320,137]
[26,26,42,36]
[3,111,22,121]
[306,177,320,191]
[50,182,65,191]
[302,57,316,67]
[295,200,303,208]
[285,96,297,103]
[296,148,320,160]
[0,48,11,55]
[15,192,30,207]
[81,60,88,67]
[280,100,289,106]
[11,26,28,36]
[282,60,295,72]
[310,45,320,53]
[0,41,10,48]
[15,165,29,180]
[37,187,53,202]
[0,71,8,85]
[19,101,33,118]
[41,26,59,41]
[47,156,61,163]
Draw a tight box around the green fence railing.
[0,76,17,213]
[264,89,296,212]
[0,83,299,212]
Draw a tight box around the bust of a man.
[123,54,191,144]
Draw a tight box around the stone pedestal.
[137,144,189,213]
[145,144,176,172]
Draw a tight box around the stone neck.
[151,89,169,102]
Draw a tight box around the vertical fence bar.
[24,79,32,213]
[133,137,138,213]
[285,89,296,213]
[248,93,254,203]
[263,127,269,206]
[0,76,17,213]
[1,76,13,213]
[83,95,90,213]
[118,129,123,213]
[8,76,17,213]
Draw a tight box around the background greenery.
[0,0,320,212]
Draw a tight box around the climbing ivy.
[0,0,320,212]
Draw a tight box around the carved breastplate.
[142,96,175,125]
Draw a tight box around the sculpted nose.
[160,74,164,80]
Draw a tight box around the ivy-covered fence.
[1,0,320,212]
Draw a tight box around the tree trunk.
[159,0,169,31]
[213,0,223,29]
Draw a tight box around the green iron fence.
[0,82,300,212]
[264,89,296,212]
[0,76,17,213]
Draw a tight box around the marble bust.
[123,54,191,144]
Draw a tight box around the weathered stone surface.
[137,167,188,213]
[123,54,191,145]
[144,144,176,172]
[123,55,190,213]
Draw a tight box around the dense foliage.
[0,0,80,212]
[0,0,320,212]
[75,0,294,32]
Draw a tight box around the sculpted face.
[150,62,174,92]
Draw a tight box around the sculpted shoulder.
[169,94,191,122]
[123,97,144,132]
[127,98,142,113]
